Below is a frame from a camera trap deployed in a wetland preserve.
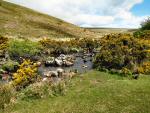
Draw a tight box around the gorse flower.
[12,59,38,90]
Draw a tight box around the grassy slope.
[4,71,150,113]
[0,1,93,39]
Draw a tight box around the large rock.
[43,71,58,77]
[59,54,66,60]
[55,58,63,66]
[50,71,58,77]
[43,71,51,77]
[45,57,55,66]
[57,68,64,77]
[64,60,74,67]
[45,55,75,67]
[133,74,139,80]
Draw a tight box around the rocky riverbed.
[0,53,94,83]
[39,53,93,76]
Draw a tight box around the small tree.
[141,17,150,30]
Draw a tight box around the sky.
[6,0,150,28]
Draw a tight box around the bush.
[39,38,99,55]
[40,38,72,55]
[0,84,13,110]
[133,30,150,39]
[141,17,150,30]
[18,81,66,100]
[51,81,66,96]
[12,59,38,90]
[0,35,8,50]
[78,38,99,52]
[18,82,52,100]
[120,67,132,77]
[0,35,8,56]
[137,62,150,74]
[8,39,41,59]
[93,33,150,75]
[2,60,19,72]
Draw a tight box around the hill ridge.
[0,1,93,39]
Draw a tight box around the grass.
[3,70,150,113]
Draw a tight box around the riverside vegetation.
[0,27,150,112]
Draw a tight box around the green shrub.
[120,67,132,77]
[141,17,150,30]
[78,38,99,51]
[0,84,13,110]
[2,60,19,72]
[8,39,41,59]
[18,82,52,100]
[18,81,66,100]
[133,30,150,39]
[70,47,80,53]
[51,81,66,96]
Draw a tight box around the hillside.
[0,1,93,39]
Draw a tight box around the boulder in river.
[50,71,58,77]
[57,68,64,77]
[43,71,59,78]
[55,58,63,66]
[45,57,55,66]
[43,71,51,77]
[64,60,74,67]
[82,65,88,68]
[59,54,66,60]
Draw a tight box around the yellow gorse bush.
[93,33,150,75]
[12,59,38,89]
[137,62,150,74]
[0,35,8,51]
[39,37,99,55]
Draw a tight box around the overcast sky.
[6,0,150,28]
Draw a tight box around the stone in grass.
[133,74,139,80]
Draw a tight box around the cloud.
[6,0,147,28]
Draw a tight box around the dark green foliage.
[2,60,19,72]
[141,17,150,30]
[8,39,42,59]
[133,30,150,39]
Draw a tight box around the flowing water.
[38,54,94,75]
